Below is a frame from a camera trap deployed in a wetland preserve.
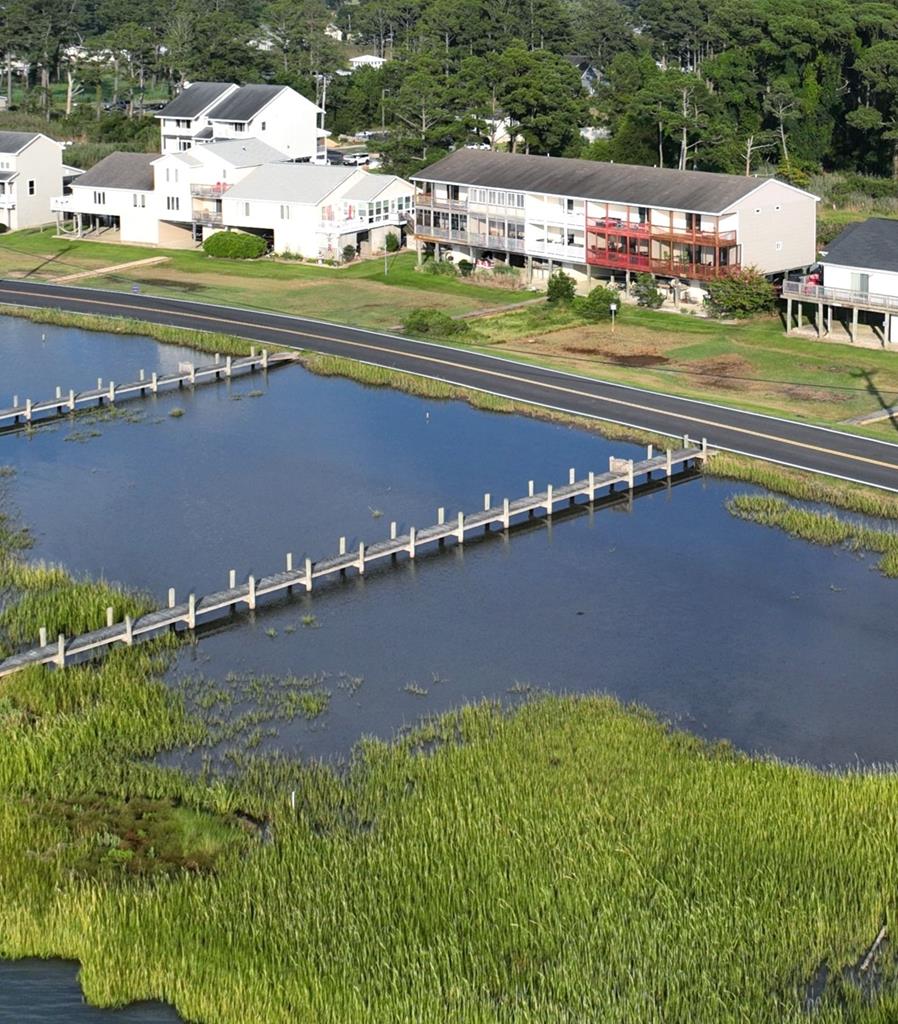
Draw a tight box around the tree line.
[4,0,898,181]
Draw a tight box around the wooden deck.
[0,348,295,428]
[0,443,707,679]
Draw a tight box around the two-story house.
[52,152,156,243]
[412,151,818,288]
[157,82,327,163]
[156,82,237,154]
[0,131,67,232]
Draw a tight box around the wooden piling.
[408,527,417,558]
[188,594,196,629]
[247,577,256,611]
[304,557,313,592]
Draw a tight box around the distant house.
[156,82,327,163]
[784,217,898,342]
[0,131,66,232]
[349,55,387,71]
[565,55,599,96]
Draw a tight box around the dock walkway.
[0,443,707,679]
[0,348,294,428]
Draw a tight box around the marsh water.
[4,315,898,1017]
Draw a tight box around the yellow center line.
[6,286,898,475]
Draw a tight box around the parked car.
[327,151,345,165]
[343,152,369,166]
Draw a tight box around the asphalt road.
[4,277,898,491]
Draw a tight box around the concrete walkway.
[50,256,169,284]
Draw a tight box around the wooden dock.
[0,442,707,678]
[0,348,294,428]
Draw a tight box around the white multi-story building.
[53,140,413,257]
[413,150,818,287]
[0,131,69,231]
[157,81,327,162]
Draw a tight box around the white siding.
[3,135,64,231]
[821,263,898,298]
[208,90,322,162]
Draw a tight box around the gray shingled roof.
[158,82,234,119]
[0,131,39,154]
[74,152,157,191]
[413,150,779,214]
[820,218,898,273]
[227,163,356,204]
[207,84,286,122]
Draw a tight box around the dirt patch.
[561,345,669,367]
[130,276,206,292]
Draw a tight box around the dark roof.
[207,84,285,122]
[0,131,39,154]
[412,150,775,214]
[820,218,898,273]
[74,152,156,191]
[158,82,233,119]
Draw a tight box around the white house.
[157,82,327,162]
[222,163,413,257]
[783,217,898,343]
[0,131,67,232]
[349,55,387,71]
[52,144,414,258]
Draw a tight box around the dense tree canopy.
[8,0,898,178]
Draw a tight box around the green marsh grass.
[727,494,898,575]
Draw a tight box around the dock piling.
[437,507,445,525]
[262,349,269,370]
[39,626,47,647]
[226,356,233,378]
[56,634,65,668]
[187,594,196,629]
[628,460,635,490]
[106,606,114,628]
[545,484,554,516]
[151,372,158,393]
[666,449,672,477]
[339,536,347,556]
[228,569,236,589]
[647,444,653,460]
[25,398,31,422]
[357,542,365,573]
[304,557,313,592]
[588,471,596,501]
[528,480,534,497]
[286,552,293,572]
[456,511,465,543]
[68,389,75,412]
[502,497,510,529]
[108,381,115,403]
[408,527,417,558]
[483,493,491,511]
[247,576,256,611]
[124,616,133,646]
[569,468,576,484]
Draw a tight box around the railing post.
[305,557,313,592]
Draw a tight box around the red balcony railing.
[586,247,739,280]
[586,218,736,245]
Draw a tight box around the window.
[166,196,179,211]
[775,240,783,252]
[93,190,105,205]
[27,179,34,195]
[261,121,266,131]
[232,123,245,132]
[279,204,290,219]
[754,207,761,214]
[567,231,576,246]
[179,140,191,151]
[566,198,575,213]
[244,202,250,216]
[774,204,782,211]
[132,193,145,208]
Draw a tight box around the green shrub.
[401,308,470,337]
[547,269,576,304]
[492,263,519,276]
[385,231,400,252]
[705,268,776,319]
[633,272,664,308]
[457,259,474,277]
[202,231,267,260]
[342,244,357,263]
[577,285,619,322]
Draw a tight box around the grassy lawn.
[455,303,898,435]
[0,231,525,330]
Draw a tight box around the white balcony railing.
[50,195,70,212]
[530,240,585,259]
[0,195,17,210]
[783,278,898,314]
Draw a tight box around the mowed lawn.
[0,230,524,329]
[463,304,898,435]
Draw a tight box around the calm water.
[3,316,898,1019]
[0,960,180,1022]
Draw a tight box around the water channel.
[2,315,898,1017]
